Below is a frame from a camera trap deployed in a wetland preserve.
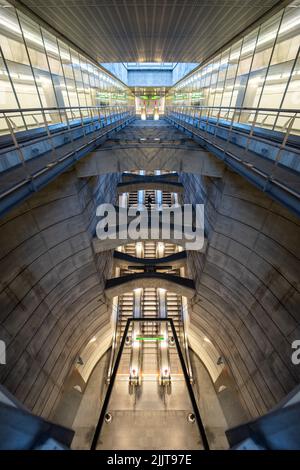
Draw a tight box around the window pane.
[65,78,79,106]
[237,28,258,77]
[58,41,74,80]
[0,55,18,110]
[236,29,259,108]
[18,13,48,71]
[257,6,300,109]
[227,40,242,80]
[0,7,41,108]
[281,56,300,109]
[42,29,68,108]
[252,12,282,72]
[0,7,30,65]
[260,60,294,108]
[217,49,229,84]
[71,50,86,106]
[271,5,300,66]
[19,13,57,109]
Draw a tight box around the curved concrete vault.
[76,145,224,178]
[182,170,300,418]
[0,170,118,417]
[0,0,300,451]
[76,126,225,179]
[0,118,299,430]
[117,178,184,195]
[113,250,187,270]
[105,272,195,299]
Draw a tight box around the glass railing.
[166,105,300,137]
[0,105,134,139]
[166,105,300,215]
[0,105,134,202]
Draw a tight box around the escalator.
[92,183,206,450]
[92,318,208,450]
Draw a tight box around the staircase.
[162,190,173,207]
[145,189,156,207]
[118,292,134,339]
[144,241,156,258]
[166,292,182,333]
[164,242,178,256]
[128,190,139,207]
[111,178,190,382]
[122,243,136,256]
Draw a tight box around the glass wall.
[0,0,131,117]
[168,1,300,115]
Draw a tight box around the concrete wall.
[71,352,110,449]
[1,117,299,428]
[181,169,300,419]
[0,169,119,419]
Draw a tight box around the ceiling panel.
[12,0,286,63]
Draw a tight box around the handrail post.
[41,109,59,164]
[267,112,296,190]
[3,113,32,182]
[223,108,238,159]
[204,107,211,140]
[242,108,259,160]
[64,108,77,156]
[212,106,221,143]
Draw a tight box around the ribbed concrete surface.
[1,118,299,428]
[0,169,118,418]
[182,170,300,418]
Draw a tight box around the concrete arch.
[0,169,116,419]
[1,117,299,433]
[113,250,187,269]
[122,173,180,182]
[105,273,195,299]
[183,169,300,419]
[93,232,207,253]
[117,178,184,194]
[76,145,224,178]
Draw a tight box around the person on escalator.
[147,194,153,208]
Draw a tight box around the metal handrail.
[167,105,300,144]
[0,105,133,151]
[166,105,300,137]
[0,105,132,113]
[167,105,300,113]
[0,105,135,139]
[0,105,134,217]
[90,317,210,451]
[166,105,300,216]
